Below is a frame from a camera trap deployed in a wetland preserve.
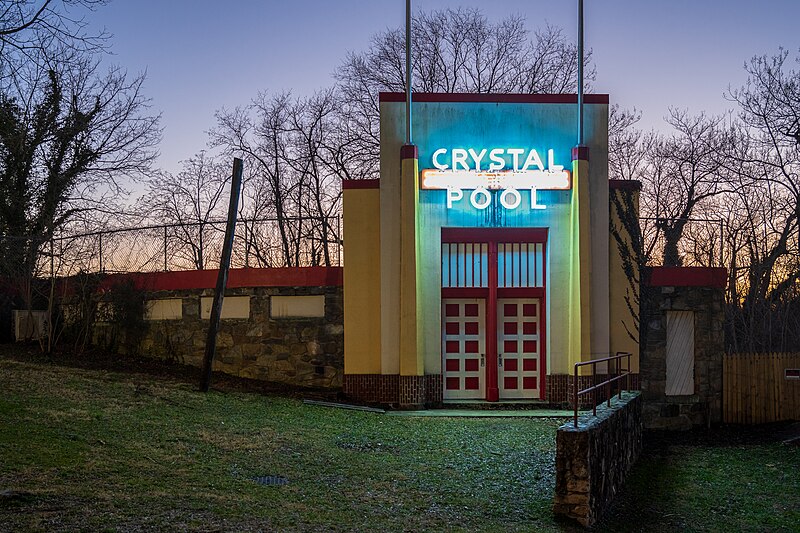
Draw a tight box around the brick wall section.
[424,374,443,405]
[94,284,343,389]
[553,392,642,527]
[399,376,425,408]
[343,374,444,407]
[344,373,640,407]
[641,283,725,429]
[343,375,399,404]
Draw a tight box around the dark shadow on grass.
[0,342,344,402]
[593,424,800,532]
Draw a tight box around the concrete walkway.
[303,399,572,418]
[386,409,572,418]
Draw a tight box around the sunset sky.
[88,0,800,174]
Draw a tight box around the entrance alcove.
[342,92,640,409]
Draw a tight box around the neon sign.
[420,147,571,210]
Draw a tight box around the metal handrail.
[573,352,633,427]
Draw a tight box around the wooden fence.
[724,353,800,424]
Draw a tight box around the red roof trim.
[342,179,380,190]
[379,92,609,104]
[647,267,727,289]
[609,179,642,191]
[101,267,343,292]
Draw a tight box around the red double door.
[441,229,547,402]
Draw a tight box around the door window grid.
[442,299,486,398]
[441,243,489,288]
[498,242,544,288]
[498,299,541,398]
[442,242,544,289]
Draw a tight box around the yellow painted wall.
[379,109,402,375]
[609,187,641,372]
[399,156,425,376]
[343,187,382,375]
[568,157,593,374]
[589,141,611,365]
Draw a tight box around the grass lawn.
[0,353,567,532]
[599,427,800,532]
[1,349,798,532]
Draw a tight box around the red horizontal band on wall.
[441,287,489,299]
[609,179,642,191]
[497,287,545,298]
[648,267,727,289]
[102,267,343,292]
[442,227,548,243]
[379,92,609,104]
[342,179,380,190]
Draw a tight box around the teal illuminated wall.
[379,98,609,375]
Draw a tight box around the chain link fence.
[19,216,342,277]
[12,215,725,278]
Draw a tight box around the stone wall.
[553,392,642,527]
[86,268,344,389]
[641,272,725,430]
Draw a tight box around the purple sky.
[88,0,800,174]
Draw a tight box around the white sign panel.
[421,147,570,210]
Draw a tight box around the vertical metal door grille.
[441,243,489,288]
[497,243,544,288]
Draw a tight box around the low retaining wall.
[83,268,344,388]
[553,392,642,527]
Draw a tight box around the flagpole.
[577,0,584,146]
[405,0,412,145]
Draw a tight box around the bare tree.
[0,58,160,311]
[335,8,594,180]
[731,49,800,148]
[722,50,800,351]
[211,90,346,268]
[608,105,654,182]
[638,110,732,266]
[140,152,229,270]
[211,92,297,266]
[1,0,110,83]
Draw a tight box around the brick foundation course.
[344,374,443,407]
[344,373,639,408]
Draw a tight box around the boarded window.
[200,296,250,319]
[12,310,48,341]
[144,299,183,320]
[270,295,325,318]
[666,310,695,395]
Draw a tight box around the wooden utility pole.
[200,157,243,392]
